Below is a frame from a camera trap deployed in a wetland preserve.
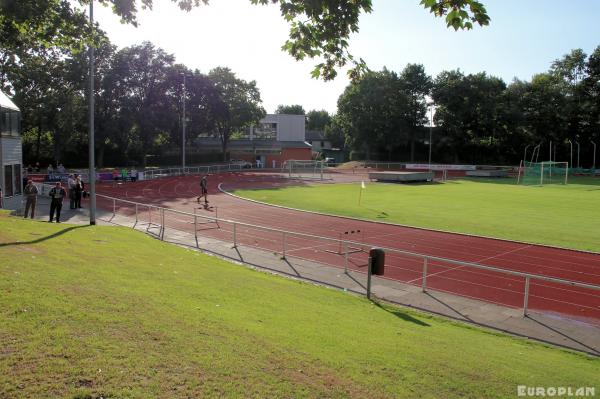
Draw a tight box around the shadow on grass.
[377,180,444,187]
[361,205,390,219]
[0,224,88,247]
[525,315,599,355]
[372,300,430,327]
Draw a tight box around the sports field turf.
[0,212,598,398]
[233,177,600,253]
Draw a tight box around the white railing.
[143,163,273,180]
[95,193,600,318]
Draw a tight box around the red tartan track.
[95,170,600,327]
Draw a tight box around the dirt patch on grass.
[336,161,365,170]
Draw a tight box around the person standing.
[130,168,138,182]
[197,175,208,204]
[22,167,28,189]
[48,181,66,223]
[67,174,76,209]
[23,180,39,219]
[74,175,84,209]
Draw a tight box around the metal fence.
[95,193,600,319]
[143,163,270,180]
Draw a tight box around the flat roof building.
[0,91,23,210]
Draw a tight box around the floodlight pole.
[576,141,580,169]
[568,140,573,168]
[427,102,434,169]
[88,0,96,225]
[181,72,186,173]
[591,141,596,170]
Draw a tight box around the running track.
[95,171,600,326]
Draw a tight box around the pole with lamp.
[181,72,187,173]
[591,140,596,171]
[427,102,434,170]
[88,0,96,225]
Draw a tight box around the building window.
[14,164,22,195]
[2,164,22,197]
[254,122,277,140]
[1,109,20,137]
[4,165,13,197]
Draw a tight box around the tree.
[106,42,178,167]
[337,68,409,160]
[550,49,588,142]
[1,0,490,81]
[0,45,93,166]
[306,109,331,130]
[583,46,600,147]
[275,104,305,115]
[208,67,265,160]
[432,70,506,162]
[399,63,432,161]
[324,114,346,149]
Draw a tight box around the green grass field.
[233,177,600,252]
[1,212,599,398]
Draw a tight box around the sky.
[91,0,600,115]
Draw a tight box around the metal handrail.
[96,193,600,317]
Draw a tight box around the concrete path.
[18,195,600,357]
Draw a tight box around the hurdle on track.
[325,229,365,256]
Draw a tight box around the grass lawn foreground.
[233,177,600,253]
[0,212,598,398]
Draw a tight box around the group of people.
[24,162,66,176]
[22,174,84,223]
[18,171,209,223]
[67,174,85,209]
[112,168,138,182]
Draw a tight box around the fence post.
[233,223,237,248]
[282,232,287,259]
[344,241,349,274]
[160,208,165,241]
[422,258,428,292]
[112,198,116,216]
[523,276,530,316]
[367,255,373,299]
[135,203,138,226]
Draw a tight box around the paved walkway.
[18,195,600,356]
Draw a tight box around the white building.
[250,114,306,142]
[0,91,23,210]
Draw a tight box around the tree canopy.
[333,46,600,165]
[0,0,490,81]
[275,104,305,115]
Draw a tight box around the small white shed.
[0,91,23,210]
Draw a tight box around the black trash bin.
[369,248,385,276]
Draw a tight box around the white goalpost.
[518,161,569,186]
[285,160,325,180]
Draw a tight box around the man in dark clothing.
[23,180,39,219]
[197,175,208,205]
[48,182,67,223]
[74,175,84,209]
